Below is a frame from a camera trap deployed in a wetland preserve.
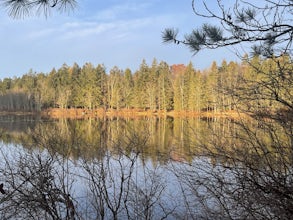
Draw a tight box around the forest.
[0,55,291,115]
[0,0,293,219]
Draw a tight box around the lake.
[0,114,291,219]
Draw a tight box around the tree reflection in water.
[0,115,292,219]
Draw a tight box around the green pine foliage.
[0,56,290,113]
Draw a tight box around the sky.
[0,0,240,79]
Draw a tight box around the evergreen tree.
[157,61,173,111]
[2,0,77,18]
[122,68,134,109]
[50,64,71,109]
[147,58,159,111]
[96,64,108,109]
[204,61,219,112]
[133,59,150,109]
[108,66,123,110]
[79,62,102,109]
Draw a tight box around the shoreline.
[0,108,246,119]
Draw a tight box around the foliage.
[1,0,77,18]
[162,0,292,57]
[163,0,293,219]
[0,127,177,219]
[0,57,291,114]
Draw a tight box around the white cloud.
[60,22,115,39]
[48,16,157,41]
[0,0,241,79]
[91,2,151,21]
[27,28,56,39]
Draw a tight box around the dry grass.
[41,108,247,119]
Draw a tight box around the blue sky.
[0,0,239,79]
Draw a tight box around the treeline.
[0,56,291,112]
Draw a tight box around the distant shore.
[0,108,246,119]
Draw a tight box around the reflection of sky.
[0,116,237,218]
[0,115,39,132]
[0,141,223,219]
[0,142,24,163]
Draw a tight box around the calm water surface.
[0,115,236,219]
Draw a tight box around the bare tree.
[170,115,293,219]
[82,152,138,220]
[162,0,292,58]
[0,147,77,220]
[163,1,293,219]
[81,127,175,220]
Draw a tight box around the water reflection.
[0,116,224,162]
[0,115,292,219]
[0,116,233,219]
